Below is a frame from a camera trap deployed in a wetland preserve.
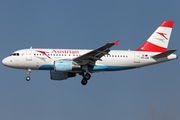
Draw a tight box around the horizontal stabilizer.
[152,50,176,58]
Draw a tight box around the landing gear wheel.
[26,69,31,81]
[26,76,30,81]
[81,79,88,85]
[84,73,91,80]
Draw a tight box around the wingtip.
[114,40,120,46]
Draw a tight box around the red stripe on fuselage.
[36,50,51,59]
[136,41,166,52]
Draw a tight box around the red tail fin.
[136,21,174,52]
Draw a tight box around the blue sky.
[0,0,180,120]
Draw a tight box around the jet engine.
[54,60,80,72]
[50,70,76,80]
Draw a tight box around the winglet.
[114,40,119,46]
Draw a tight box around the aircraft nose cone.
[2,58,8,66]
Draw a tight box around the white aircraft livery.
[2,21,178,85]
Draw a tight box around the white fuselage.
[1,21,177,85]
[2,48,177,73]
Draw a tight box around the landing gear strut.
[26,69,31,81]
[80,73,91,85]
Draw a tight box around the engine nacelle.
[54,60,80,72]
[50,70,76,81]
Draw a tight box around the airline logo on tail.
[136,21,174,52]
[156,32,168,40]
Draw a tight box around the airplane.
[2,21,178,85]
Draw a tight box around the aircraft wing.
[73,40,119,66]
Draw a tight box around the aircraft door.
[26,49,32,61]
[134,52,140,63]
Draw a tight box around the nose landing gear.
[26,76,30,81]
[26,69,31,81]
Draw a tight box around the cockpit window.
[11,53,20,56]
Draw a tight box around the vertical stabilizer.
[136,21,174,52]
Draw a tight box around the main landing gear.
[80,73,91,85]
[26,69,31,81]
